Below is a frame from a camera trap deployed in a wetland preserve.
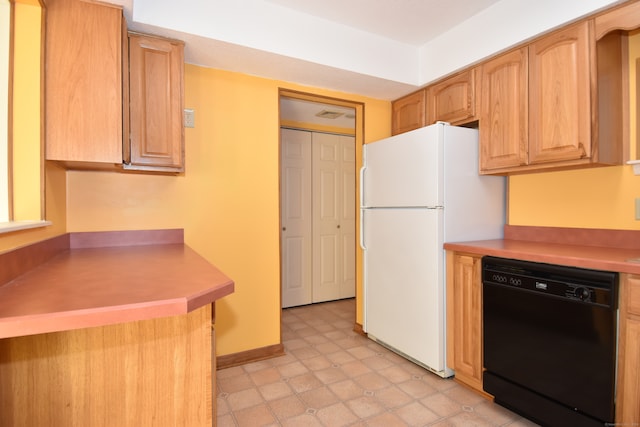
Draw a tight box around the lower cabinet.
[617,274,640,425]
[446,251,484,393]
[0,305,213,426]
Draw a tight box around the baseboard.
[216,343,286,370]
[353,322,366,337]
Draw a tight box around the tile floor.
[216,298,539,427]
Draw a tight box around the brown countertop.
[444,225,640,275]
[0,229,234,339]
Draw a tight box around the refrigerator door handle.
[359,209,367,250]
[359,165,366,207]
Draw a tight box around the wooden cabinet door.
[391,90,425,135]
[479,48,528,172]
[528,21,592,165]
[128,33,185,172]
[617,274,640,426]
[426,69,477,126]
[446,252,483,392]
[45,0,124,164]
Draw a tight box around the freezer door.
[362,207,446,373]
[362,125,442,208]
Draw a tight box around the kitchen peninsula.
[0,229,234,427]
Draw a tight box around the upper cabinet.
[480,22,606,174]
[392,7,630,175]
[391,90,425,135]
[127,33,185,172]
[45,0,185,173]
[45,0,125,165]
[528,22,592,166]
[479,47,528,171]
[426,68,477,126]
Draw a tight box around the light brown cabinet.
[391,90,426,135]
[528,21,592,165]
[45,0,126,165]
[45,0,185,173]
[446,252,484,393]
[0,305,214,426]
[616,274,640,426]
[479,48,528,171]
[426,68,477,126]
[479,22,591,174]
[479,20,624,174]
[127,33,185,172]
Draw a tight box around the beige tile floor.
[216,298,540,427]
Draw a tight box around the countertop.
[0,230,235,339]
[444,225,640,275]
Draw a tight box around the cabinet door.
[479,48,528,172]
[128,33,185,172]
[446,252,483,392]
[528,21,592,165]
[617,274,640,426]
[426,69,477,126]
[391,90,426,135]
[45,0,124,164]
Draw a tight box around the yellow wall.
[66,65,390,356]
[509,166,639,229]
[0,1,66,252]
[12,1,42,221]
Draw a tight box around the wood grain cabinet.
[127,32,185,172]
[391,90,426,135]
[616,274,640,426]
[479,20,624,174]
[45,0,126,165]
[479,48,528,172]
[446,252,484,393]
[426,68,477,126]
[528,21,592,165]
[45,0,185,173]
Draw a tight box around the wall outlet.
[184,109,195,128]
[636,198,640,220]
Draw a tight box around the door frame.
[278,88,364,326]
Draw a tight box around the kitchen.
[2,0,640,426]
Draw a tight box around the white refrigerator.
[360,122,505,378]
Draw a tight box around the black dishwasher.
[482,256,618,427]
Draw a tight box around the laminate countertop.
[444,225,640,275]
[0,229,234,339]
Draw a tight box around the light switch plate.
[184,109,195,128]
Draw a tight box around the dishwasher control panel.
[482,256,617,308]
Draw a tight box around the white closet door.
[312,133,356,303]
[280,129,313,308]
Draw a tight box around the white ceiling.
[262,0,501,46]
[280,98,356,129]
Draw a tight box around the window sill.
[0,220,52,234]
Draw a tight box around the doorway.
[278,91,362,309]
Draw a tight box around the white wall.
[121,0,624,99]
[418,0,622,85]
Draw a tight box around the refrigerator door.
[362,125,443,208]
[362,207,448,375]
